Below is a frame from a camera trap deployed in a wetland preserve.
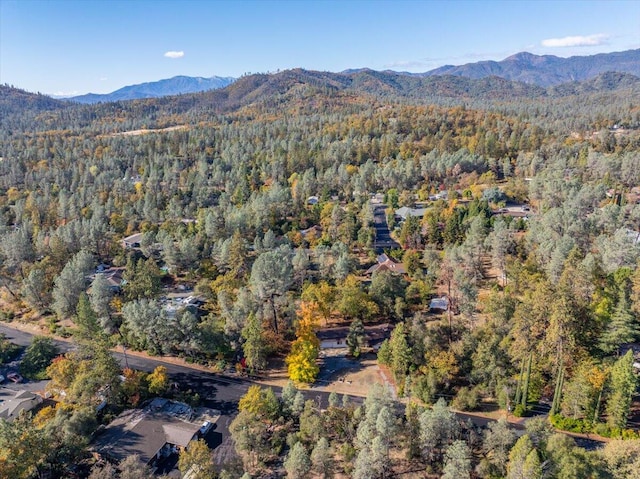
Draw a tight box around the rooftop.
[317,323,393,343]
[395,206,427,219]
[0,388,43,420]
[92,399,202,464]
[365,253,406,276]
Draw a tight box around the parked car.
[199,421,213,435]
[7,372,23,383]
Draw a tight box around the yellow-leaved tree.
[286,302,320,384]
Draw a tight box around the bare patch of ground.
[258,350,386,397]
[103,125,188,137]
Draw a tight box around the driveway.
[372,203,400,252]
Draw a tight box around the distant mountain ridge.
[70,75,235,104]
[44,49,640,104]
[419,49,640,86]
[3,67,639,123]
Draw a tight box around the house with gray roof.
[0,388,43,421]
[92,398,212,469]
[395,206,427,221]
[122,232,144,249]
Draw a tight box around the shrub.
[512,404,527,417]
[0,336,21,364]
[411,373,435,404]
[593,423,640,439]
[451,386,479,411]
[549,414,592,433]
[20,336,59,380]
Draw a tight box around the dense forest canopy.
[0,66,639,478]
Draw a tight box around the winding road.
[0,322,605,463]
[0,323,358,464]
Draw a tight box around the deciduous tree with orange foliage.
[286,301,321,384]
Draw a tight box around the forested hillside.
[0,68,639,478]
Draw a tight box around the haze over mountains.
[58,49,640,104]
[69,75,235,104]
[3,71,639,127]
[418,48,640,86]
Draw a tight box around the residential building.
[395,206,427,221]
[122,232,144,249]
[0,388,43,421]
[93,398,216,470]
[365,253,406,276]
[317,323,393,351]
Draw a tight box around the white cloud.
[542,34,609,48]
[164,50,185,59]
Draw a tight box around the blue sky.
[1,0,639,96]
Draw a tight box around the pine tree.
[507,434,537,479]
[346,319,365,358]
[281,380,297,416]
[284,441,311,479]
[606,350,638,429]
[74,292,104,342]
[483,418,516,475]
[310,437,334,479]
[241,313,268,373]
[389,323,411,382]
[442,440,472,479]
[600,290,637,355]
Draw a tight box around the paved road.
[0,323,605,460]
[0,323,359,464]
[372,203,400,252]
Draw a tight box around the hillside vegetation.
[0,67,639,478]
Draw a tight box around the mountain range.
[69,75,235,104]
[418,49,640,86]
[62,49,639,104]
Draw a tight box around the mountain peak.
[504,52,539,61]
[69,75,236,104]
[421,49,640,86]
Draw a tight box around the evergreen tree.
[310,437,334,479]
[19,336,59,380]
[389,322,411,382]
[507,435,540,479]
[606,350,638,429]
[51,250,94,319]
[483,418,516,475]
[346,319,365,358]
[284,441,311,479]
[442,440,472,479]
[281,380,297,416]
[74,292,103,342]
[21,267,48,312]
[419,398,459,463]
[88,273,114,330]
[600,289,637,355]
[241,313,268,373]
